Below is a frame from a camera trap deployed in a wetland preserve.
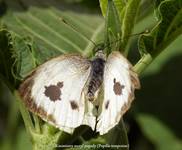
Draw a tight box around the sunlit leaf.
[1,1,104,79]
[99,0,126,18]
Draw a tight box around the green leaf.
[31,128,64,150]
[113,0,126,16]
[122,0,141,53]
[136,114,182,150]
[0,29,15,87]
[15,129,32,150]
[2,2,104,62]
[102,119,129,150]
[135,0,182,74]
[1,1,105,81]
[104,0,121,55]
[0,29,37,87]
[99,0,108,16]
[139,0,182,56]
[100,0,141,55]
[66,137,105,150]
[99,0,126,18]
[141,35,182,76]
[10,33,36,80]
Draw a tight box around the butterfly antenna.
[60,17,97,47]
[103,29,150,49]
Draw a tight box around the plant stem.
[14,90,34,139]
[33,115,41,133]
[133,53,153,74]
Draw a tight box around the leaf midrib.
[14,14,67,53]
[26,12,83,53]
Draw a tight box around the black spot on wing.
[105,100,110,109]
[113,78,125,95]
[57,82,63,88]
[70,100,79,110]
[44,82,63,101]
[18,73,56,124]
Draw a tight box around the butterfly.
[19,48,140,135]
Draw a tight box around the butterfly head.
[93,43,106,60]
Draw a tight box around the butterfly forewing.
[97,51,140,135]
[19,54,94,133]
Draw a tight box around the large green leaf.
[2,0,104,68]
[10,33,36,80]
[100,0,141,55]
[121,0,141,53]
[134,0,182,74]
[0,29,37,87]
[136,114,182,150]
[139,0,182,56]
[141,35,182,76]
[99,0,126,18]
[15,129,32,150]
[104,0,121,55]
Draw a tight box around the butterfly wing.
[97,51,140,135]
[19,54,96,133]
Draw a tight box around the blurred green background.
[0,0,182,150]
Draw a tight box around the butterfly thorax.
[86,50,106,102]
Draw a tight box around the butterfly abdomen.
[86,57,105,101]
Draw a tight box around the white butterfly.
[19,50,140,135]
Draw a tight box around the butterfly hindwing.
[97,51,140,135]
[19,54,95,133]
